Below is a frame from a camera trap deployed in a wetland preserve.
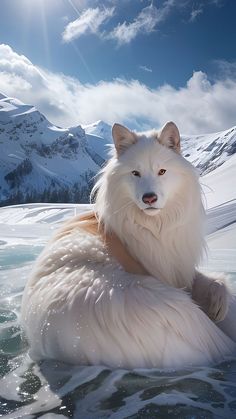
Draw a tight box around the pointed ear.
[158,121,181,153]
[112,123,137,155]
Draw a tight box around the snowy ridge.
[182,126,236,175]
[83,120,113,143]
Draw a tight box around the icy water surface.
[1,204,236,418]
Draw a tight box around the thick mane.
[93,147,205,289]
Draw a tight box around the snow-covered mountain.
[83,120,113,144]
[0,93,112,206]
[182,127,236,175]
[0,92,235,206]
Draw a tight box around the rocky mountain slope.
[182,127,236,175]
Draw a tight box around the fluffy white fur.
[21,122,236,369]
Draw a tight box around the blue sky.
[0,0,236,133]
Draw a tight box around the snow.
[83,120,113,143]
[202,154,236,208]
[0,95,37,121]
[197,154,236,272]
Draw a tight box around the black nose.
[142,193,158,205]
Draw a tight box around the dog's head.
[111,121,192,216]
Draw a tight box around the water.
[0,204,236,418]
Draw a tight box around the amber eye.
[132,170,141,177]
[158,169,166,176]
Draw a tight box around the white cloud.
[62,1,176,46]
[62,1,224,45]
[214,59,236,79]
[108,3,171,45]
[210,0,224,6]
[189,7,203,22]
[1,44,236,134]
[139,65,153,73]
[62,6,114,42]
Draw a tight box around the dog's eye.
[158,169,166,176]
[132,170,141,177]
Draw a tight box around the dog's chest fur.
[111,212,202,289]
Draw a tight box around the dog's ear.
[112,123,137,155]
[158,122,180,153]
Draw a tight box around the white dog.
[21,122,236,369]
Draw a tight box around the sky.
[0,0,236,133]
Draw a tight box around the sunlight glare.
[23,0,63,13]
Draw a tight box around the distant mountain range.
[0,92,235,206]
[0,93,112,206]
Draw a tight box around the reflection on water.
[1,240,236,417]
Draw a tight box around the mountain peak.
[0,92,7,100]
[83,120,112,143]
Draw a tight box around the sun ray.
[66,0,83,15]
[38,0,52,68]
[70,41,96,83]
[64,0,96,83]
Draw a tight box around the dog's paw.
[207,280,230,322]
